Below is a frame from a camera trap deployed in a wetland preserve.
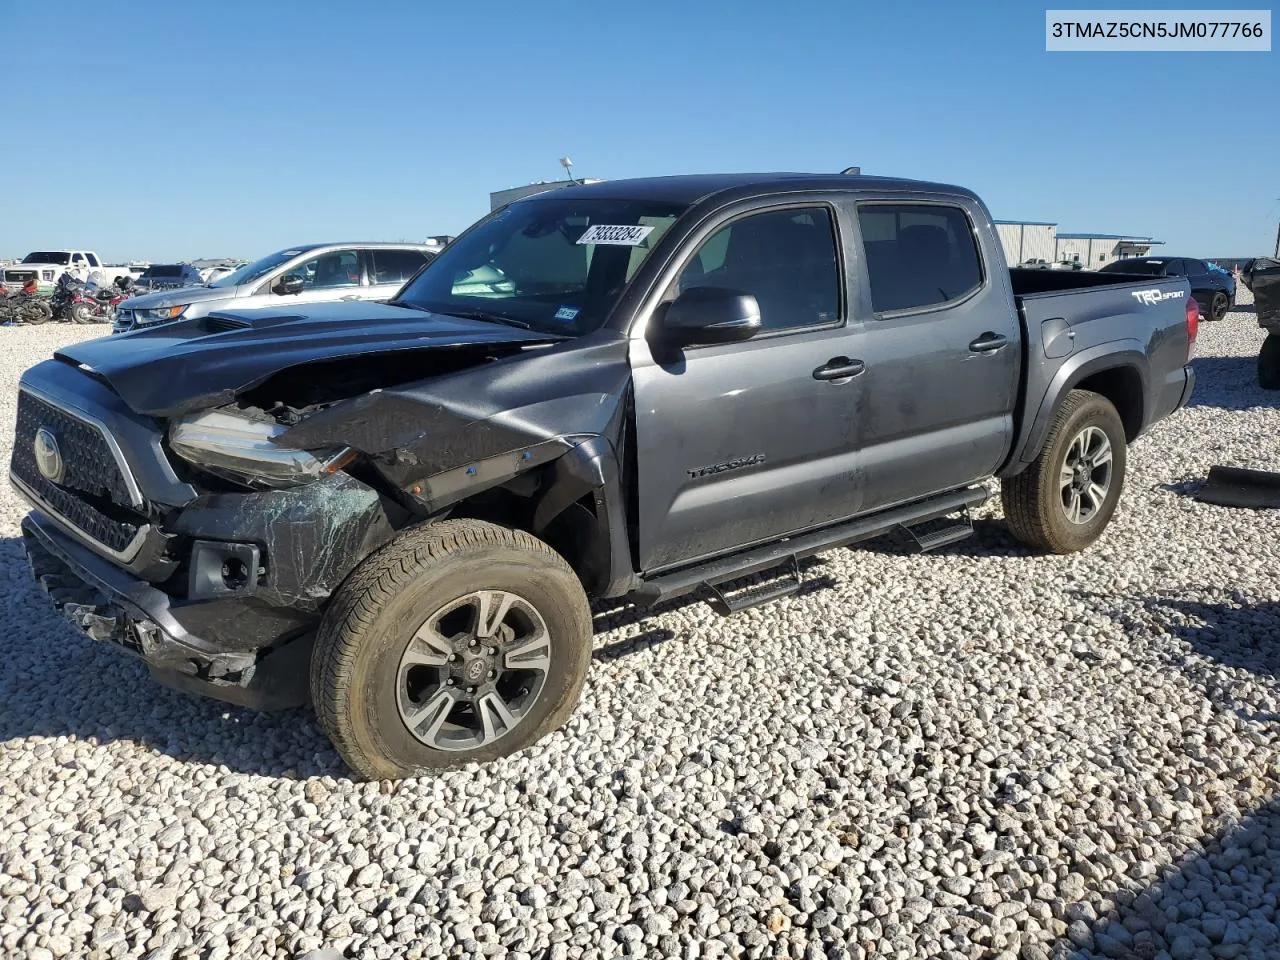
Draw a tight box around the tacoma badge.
[687,453,766,479]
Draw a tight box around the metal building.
[1054,233,1163,269]
[994,221,1057,267]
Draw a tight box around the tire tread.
[311,519,582,779]
[1001,390,1124,554]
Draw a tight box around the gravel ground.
[2,293,1280,960]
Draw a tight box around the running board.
[636,486,990,607]
[704,556,802,616]
[898,509,974,552]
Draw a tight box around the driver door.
[629,202,865,573]
[261,248,366,307]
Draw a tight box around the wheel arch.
[436,435,637,599]
[1007,345,1149,472]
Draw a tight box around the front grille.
[11,391,145,555]
[4,270,37,284]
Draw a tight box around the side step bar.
[704,556,802,616]
[898,508,974,553]
[636,485,989,608]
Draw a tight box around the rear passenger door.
[849,199,1020,513]
[365,248,432,301]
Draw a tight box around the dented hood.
[55,302,560,417]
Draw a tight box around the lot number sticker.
[577,224,655,246]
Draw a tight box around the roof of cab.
[522,173,977,206]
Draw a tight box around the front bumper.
[22,510,312,710]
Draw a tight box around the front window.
[676,207,841,331]
[24,252,70,265]
[396,197,685,335]
[282,250,362,290]
[209,246,322,288]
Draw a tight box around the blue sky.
[2,1,1275,261]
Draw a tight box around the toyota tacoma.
[12,173,1197,778]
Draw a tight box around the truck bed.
[1003,267,1194,471]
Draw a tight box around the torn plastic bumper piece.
[21,510,309,709]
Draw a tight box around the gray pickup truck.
[12,173,1196,778]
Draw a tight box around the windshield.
[1098,260,1165,275]
[24,252,70,265]
[209,247,317,288]
[395,197,686,335]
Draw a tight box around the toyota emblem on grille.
[33,428,65,484]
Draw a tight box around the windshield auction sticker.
[1046,10,1270,50]
[577,225,655,246]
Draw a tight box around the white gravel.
[2,293,1280,960]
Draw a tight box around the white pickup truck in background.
[2,250,133,294]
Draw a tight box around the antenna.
[559,156,577,184]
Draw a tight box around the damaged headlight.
[169,409,354,488]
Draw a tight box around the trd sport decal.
[1130,288,1186,306]
[687,453,766,479]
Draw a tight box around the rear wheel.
[311,519,592,779]
[69,302,95,325]
[1001,390,1127,554]
[1260,334,1280,390]
[1209,291,1229,322]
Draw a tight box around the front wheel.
[1209,291,1229,322]
[311,519,592,779]
[1001,390,1128,554]
[69,302,96,325]
[19,301,51,325]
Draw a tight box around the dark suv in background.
[134,263,205,293]
[1099,256,1235,321]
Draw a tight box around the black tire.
[70,302,95,325]
[1001,389,1127,554]
[20,301,51,325]
[311,519,592,779]
[1260,335,1280,390]
[1209,291,1229,322]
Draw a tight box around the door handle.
[813,357,865,381]
[969,332,1008,353]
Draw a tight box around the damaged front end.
[13,325,637,710]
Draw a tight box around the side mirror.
[273,273,305,296]
[660,286,762,346]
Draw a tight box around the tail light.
[1185,294,1199,359]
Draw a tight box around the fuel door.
[1041,317,1075,359]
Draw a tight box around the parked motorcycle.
[52,273,121,324]
[0,279,52,325]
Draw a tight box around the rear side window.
[677,207,841,332]
[857,204,983,313]
[370,249,431,285]
[1184,259,1207,274]
[87,253,100,267]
